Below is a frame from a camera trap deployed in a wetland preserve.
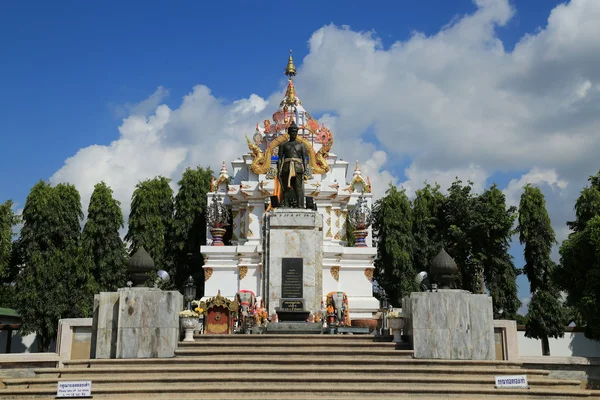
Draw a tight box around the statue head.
[288,120,298,141]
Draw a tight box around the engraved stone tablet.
[281,300,304,310]
[282,258,303,299]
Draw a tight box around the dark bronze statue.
[277,121,307,208]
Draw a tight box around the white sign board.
[495,375,528,388]
[56,381,92,398]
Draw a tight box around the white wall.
[518,331,600,357]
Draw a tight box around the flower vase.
[181,317,199,342]
[388,317,405,343]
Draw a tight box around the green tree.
[82,182,128,292]
[14,182,94,351]
[558,172,600,341]
[0,200,19,307]
[373,185,416,305]
[475,185,520,319]
[411,183,444,274]
[440,179,480,292]
[518,184,566,355]
[172,167,212,291]
[125,176,174,273]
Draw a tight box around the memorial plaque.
[281,300,304,310]
[282,258,303,299]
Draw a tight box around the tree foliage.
[0,200,19,307]
[558,171,600,341]
[518,184,556,292]
[172,167,212,291]
[440,179,481,293]
[373,185,417,305]
[476,185,520,319]
[14,182,94,351]
[411,183,444,274]
[517,184,566,354]
[125,176,174,271]
[0,200,19,279]
[82,182,128,292]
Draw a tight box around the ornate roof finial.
[285,49,296,78]
[354,160,361,176]
[219,161,228,178]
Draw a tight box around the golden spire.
[285,49,296,77]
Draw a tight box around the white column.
[231,204,241,245]
[246,200,265,246]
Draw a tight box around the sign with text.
[495,375,528,388]
[280,299,304,310]
[281,258,303,299]
[56,381,92,398]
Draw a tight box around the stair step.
[62,356,524,367]
[0,383,593,399]
[33,365,551,376]
[3,374,581,388]
[179,340,399,347]
[173,347,414,356]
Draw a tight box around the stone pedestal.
[403,290,494,360]
[92,288,183,359]
[263,209,323,316]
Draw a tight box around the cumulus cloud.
[51,0,600,251]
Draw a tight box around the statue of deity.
[277,121,307,208]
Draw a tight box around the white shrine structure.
[200,52,379,321]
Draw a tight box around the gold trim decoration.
[364,268,374,282]
[329,183,339,190]
[246,133,333,175]
[204,267,214,282]
[334,209,341,217]
[239,266,248,280]
[326,227,332,238]
[258,181,271,196]
[330,266,340,282]
[247,228,254,238]
[328,193,337,199]
[334,232,341,240]
[325,206,332,215]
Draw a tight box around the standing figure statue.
[277,121,307,208]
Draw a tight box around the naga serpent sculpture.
[245,133,333,176]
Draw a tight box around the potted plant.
[387,311,405,343]
[179,309,200,342]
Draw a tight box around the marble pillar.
[263,209,323,316]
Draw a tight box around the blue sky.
[1,0,596,313]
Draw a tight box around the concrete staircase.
[2,334,600,399]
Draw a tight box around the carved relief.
[364,268,374,282]
[239,266,248,280]
[205,267,214,282]
[330,266,340,282]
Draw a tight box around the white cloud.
[50,0,600,255]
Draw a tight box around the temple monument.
[200,51,379,322]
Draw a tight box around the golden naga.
[246,134,333,175]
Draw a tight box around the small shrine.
[200,51,379,326]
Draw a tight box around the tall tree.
[411,183,444,274]
[14,182,94,351]
[518,184,566,355]
[373,185,416,305]
[82,182,128,292]
[440,179,480,292]
[558,172,600,341]
[0,200,19,307]
[475,185,520,319]
[125,177,174,277]
[172,167,212,291]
